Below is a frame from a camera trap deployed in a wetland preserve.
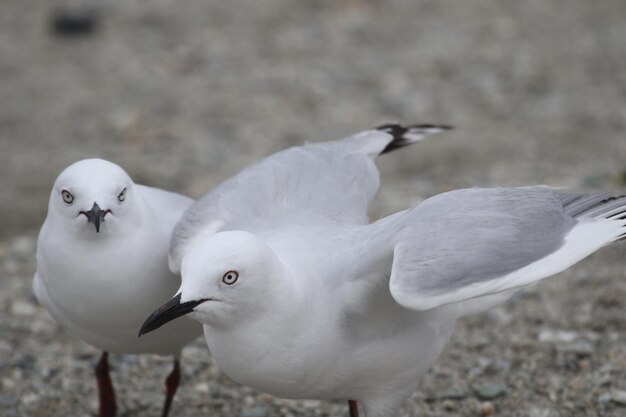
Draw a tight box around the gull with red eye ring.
[140,124,626,417]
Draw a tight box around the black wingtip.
[376,123,454,132]
[376,123,453,154]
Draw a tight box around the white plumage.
[34,158,202,417]
[140,127,625,417]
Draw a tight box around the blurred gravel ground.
[1,0,626,416]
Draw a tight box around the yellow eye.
[222,270,239,285]
[62,190,74,204]
[118,188,127,202]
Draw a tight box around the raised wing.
[385,187,626,311]
[169,124,450,272]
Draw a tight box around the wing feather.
[386,187,626,311]
[169,126,449,272]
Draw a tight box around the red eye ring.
[222,270,239,285]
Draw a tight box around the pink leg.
[95,351,117,417]
[161,359,181,417]
[348,400,359,417]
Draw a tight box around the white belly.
[202,309,455,402]
[35,235,201,355]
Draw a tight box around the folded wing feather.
[388,187,626,311]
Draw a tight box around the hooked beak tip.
[139,294,209,337]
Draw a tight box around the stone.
[10,300,37,317]
[538,329,578,343]
[479,401,495,416]
[239,406,269,417]
[434,389,467,400]
[473,383,506,400]
[611,390,626,405]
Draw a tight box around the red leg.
[161,359,181,417]
[348,400,359,417]
[95,351,117,417]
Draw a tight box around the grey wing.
[169,125,449,272]
[385,187,626,311]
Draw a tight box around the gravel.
[1,0,626,416]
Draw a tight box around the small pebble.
[19,393,39,406]
[239,406,269,417]
[611,390,626,405]
[479,401,495,416]
[529,407,554,417]
[477,356,492,369]
[2,376,17,390]
[10,300,37,317]
[30,317,55,334]
[194,382,211,393]
[538,329,578,343]
[558,340,594,356]
[442,399,456,411]
[473,382,506,400]
[434,388,467,400]
[301,400,320,409]
[598,393,612,405]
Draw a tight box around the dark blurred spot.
[50,7,99,38]
[16,353,35,370]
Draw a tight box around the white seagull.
[139,125,626,417]
[34,158,202,417]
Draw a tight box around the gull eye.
[61,190,74,204]
[117,187,127,202]
[222,270,239,285]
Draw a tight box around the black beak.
[138,293,208,337]
[82,202,108,233]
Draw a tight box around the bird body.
[196,232,456,413]
[179,188,626,417]
[34,186,198,354]
[34,158,202,416]
[140,126,626,417]
[167,126,449,273]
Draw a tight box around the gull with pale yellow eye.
[139,124,626,417]
[33,158,202,417]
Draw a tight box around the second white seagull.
[34,158,202,417]
[140,126,626,417]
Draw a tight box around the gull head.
[139,231,285,336]
[49,159,136,235]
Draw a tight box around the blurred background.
[1,0,626,416]
[3,0,626,236]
